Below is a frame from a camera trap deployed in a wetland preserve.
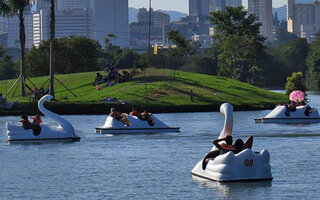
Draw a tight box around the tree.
[49,0,55,96]
[209,6,265,83]
[285,72,306,95]
[167,30,190,79]
[262,38,309,87]
[307,31,320,90]
[25,36,102,75]
[103,33,121,68]
[0,45,16,79]
[0,0,33,96]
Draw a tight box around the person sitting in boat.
[213,135,236,155]
[305,104,312,116]
[31,114,42,126]
[20,115,34,130]
[202,136,236,170]
[130,108,141,117]
[109,108,122,121]
[109,108,131,126]
[141,110,155,126]
[30,114,42,135]
[288,101,297,112]
[299,100,306,106]
[233,135,253,154]
[0,93,6,104]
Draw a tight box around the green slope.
[0,68,287,110]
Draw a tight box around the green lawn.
[0,68,287,109]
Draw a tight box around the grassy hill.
[0,68,287,114]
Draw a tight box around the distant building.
[57,0,88,10]
[214,0,226,11]
[287,0,320,40]
[89,0,129,48]
[34,0,51,11]
[189,0,214,17]
[55,8,93,39]
[225,0,242,7]
[0,16,8,34]
[8,14,33,48]
[213,0,242,12]
[137,8,170,28]
[130,8,170,49]
[248,0,273,39]
[33,10,50,47]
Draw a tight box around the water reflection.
[192,175,272,197]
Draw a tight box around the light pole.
[148,0,151,60]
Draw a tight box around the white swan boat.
[191,103,273,182]
[254,105,320,124]
[6,95,80,142]
[95,114,180,134]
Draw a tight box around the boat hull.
[96,115,180,134]
[254,117,320,124]
[6,122,80,142]
[255,105,320,124]
[191,149,273,182]
[95,127,180,134]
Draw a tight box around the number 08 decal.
[244,159,253,167]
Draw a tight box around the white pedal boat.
[6,95,80,142]
[95,115,180,134]
[191,103,273,182]
[254,105,320,124]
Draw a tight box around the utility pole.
[148,0,151,60]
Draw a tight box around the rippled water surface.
[1,92,320,199]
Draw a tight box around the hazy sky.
[129,0,287,13]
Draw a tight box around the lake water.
[1,92,320,199]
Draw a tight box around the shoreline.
[0,102,275,116]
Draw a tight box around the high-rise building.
[55,8,93,38]
[226,0,242,7]
[57,0,89,10]
[189,0,214,16]
[0,16,8,34]
[33,10,50,47]
[8,14,33,48]
[89,0,128,48]
[34,0,50,11]
[287,0,320,39]
[248,0,273,39]
[137,8,170,28]
[214,0,226,11]
[33,0,93,47]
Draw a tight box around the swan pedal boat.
[95,115,180,134]
[254,105,320,124]
[6,95,80,142]
[191,103,273,182]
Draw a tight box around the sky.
[129,0,287,13]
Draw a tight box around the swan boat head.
[211,103,233,151]
[219,103,233,139]
[38,94,75,134]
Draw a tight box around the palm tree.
[49,0,55,96]
[0,0,33,96]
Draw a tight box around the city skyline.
[129,0,286,14]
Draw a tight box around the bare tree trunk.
[49,0,55,96]
[18,9,26,96]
